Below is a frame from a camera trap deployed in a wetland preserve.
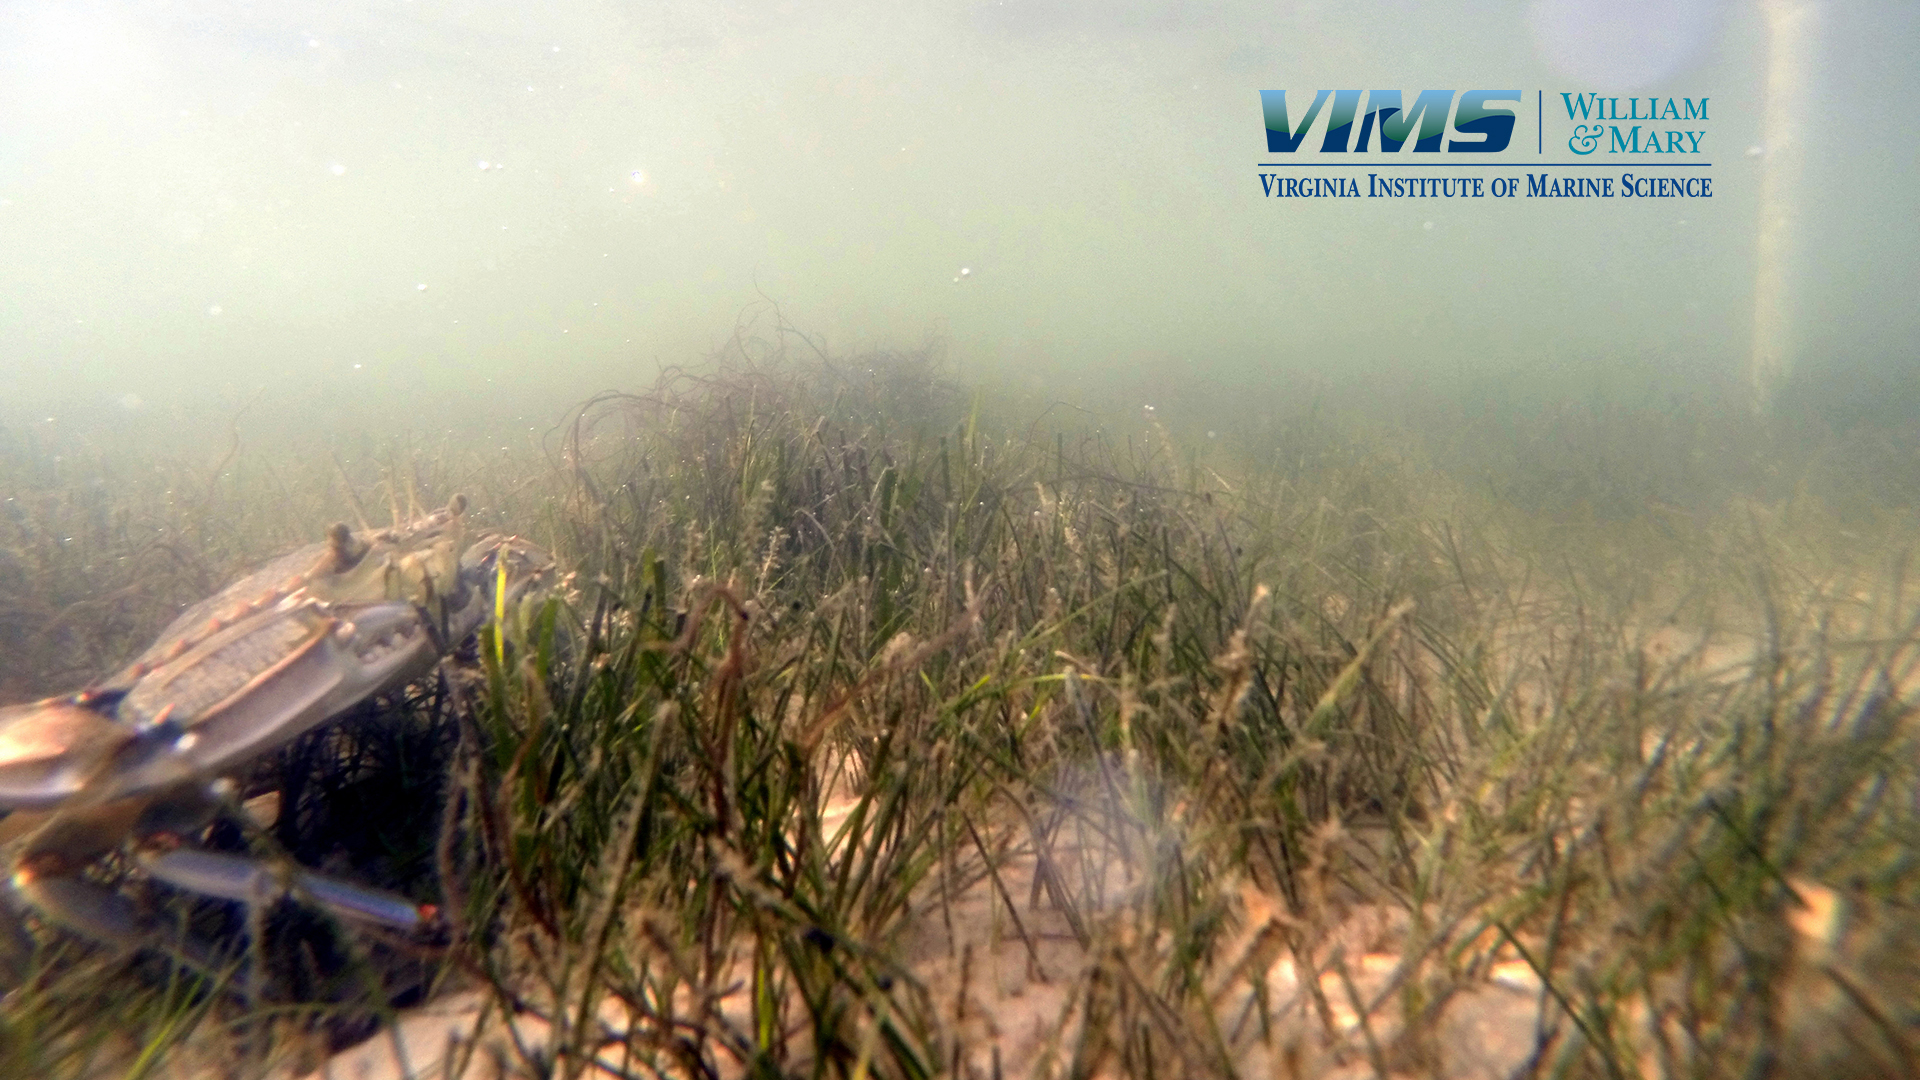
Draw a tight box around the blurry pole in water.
[1750,0,1818,415]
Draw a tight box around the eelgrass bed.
[1,335,1915,1079]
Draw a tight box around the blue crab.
[0,496,552,980]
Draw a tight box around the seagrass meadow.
[1,335,1917,1080]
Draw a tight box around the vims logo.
[1261,90,1519,154]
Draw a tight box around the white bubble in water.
[416,283,428,291]
[630,169,646,184]
[959,267,971,277]
[118,393,144,411]
[1423,221,1434,231]
[207,304,223,316]
[329,162,346,176]
[478,160,491,170]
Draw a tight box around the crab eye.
[326,523,369,572]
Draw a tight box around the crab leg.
[136,848,435,931]
[6,862,233,987]
[7,870,149,949]
[0,879,40,984]
[7,854,223,978]
[297,873,439,930]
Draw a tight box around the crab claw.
[103,600,441,800]
[0,699,134,811]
